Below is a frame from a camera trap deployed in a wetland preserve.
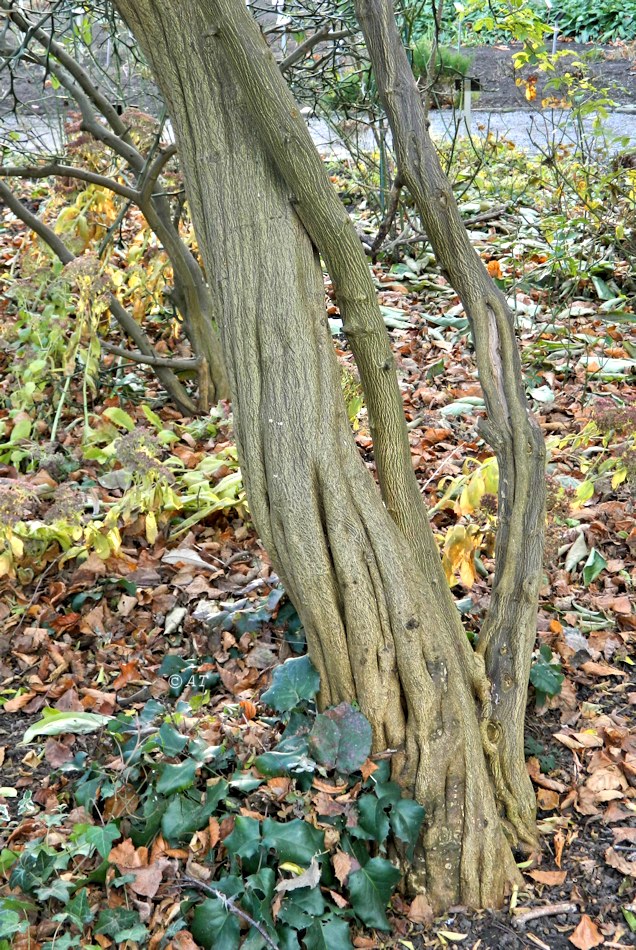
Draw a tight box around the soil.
[463,41,636,112]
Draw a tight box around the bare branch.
[101,341,201,370]
[0,162,141,202]
[279,26,352,73]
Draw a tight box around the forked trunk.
[115,0,527,910]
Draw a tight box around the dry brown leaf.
[4,692,37,713]
[108,838,167,898]
[528,869,567,886]
[612,827,636,844]
[327,888,349,909]
[332,850,354,885]
[360,758,378,781]
[537,788,560,811]
[208,817,220,849]
[568,914,604,949]
[527,757,568,792]
[554,830,565,868]
[580,661,626,678]
[605,846,636,877]
[408,893,434,925]
[167,931,199,950]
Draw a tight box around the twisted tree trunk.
[114,0,543,911]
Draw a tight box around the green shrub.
[412,40,474,80]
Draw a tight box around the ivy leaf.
[158,722,188,756]
[156,758,198,795]
[262,818,324,866]
[161,781,228,843]
[389,799,425,861]
[95,906,146,940]
[223,816,262,865]
[65,888,94,928]
[81,823,121,859]
[0,907,27,938]
[530,651,564,702]
[308,703,372,774]
[308,715,340,769]
[191,898,240,950]
[347,857,401,930]
[261,656,320,712]
[304,915,354,950]
[277,886,325,930]
[350,794,390,843]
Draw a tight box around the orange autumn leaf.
[239,699,257,720]
[111,660,140,690]
[568,914,604,949]
[487,259,502,278]
[528,868,567,886]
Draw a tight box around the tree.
[113,0,546,911]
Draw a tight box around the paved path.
[3,106,635,160]
[310,108,636,157]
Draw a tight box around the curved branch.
[0,162,141,202]
[0,0,134,139]
[101,341,201,370]
[279,26,352,73]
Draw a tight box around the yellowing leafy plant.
[433,456,499,588]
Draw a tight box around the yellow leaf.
[611,468,627,489]
[9,533,24,559]
[279,862,305,875]
[145,512,158,545]
[459,556,476,588]
[0,552,14,577]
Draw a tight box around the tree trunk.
[354,0,546,848]
[115,0,525,910]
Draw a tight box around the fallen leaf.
[605,847,636,878]
[4,692,37,713]
[275,855,321,894]
[580,661,626,678]
[408,894,434,925]
[528,869,567,886]
[332,850,354,885]
[537,788,560,810]
[568,914,604,948]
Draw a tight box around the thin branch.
[370,172,402,257]
[0,162,141,202]
[279,26,352,72]
[180,876,279,950]
[101,341,201,370]
[513,903,578,928]
[138,144,178,204]
[0,0,133,139]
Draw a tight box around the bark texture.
[115,0,526,910]
[354,0,546,847]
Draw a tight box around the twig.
[512,902,578,928]
[180,875,280,949]
[370,173,402,258]
[0,163,141,203]
[101,341,202,371]
[279,26,352,72]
